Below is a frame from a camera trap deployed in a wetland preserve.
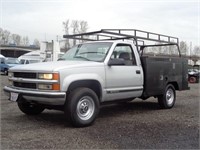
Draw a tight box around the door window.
[110,44,136,65]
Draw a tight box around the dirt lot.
[0,75,199,149]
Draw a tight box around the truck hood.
[10,61,104,72]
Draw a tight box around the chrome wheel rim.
[166,88,174,106]
[76,96,95,121]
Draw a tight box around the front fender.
[61,73,105,92]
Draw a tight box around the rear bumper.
[3,86,66,105]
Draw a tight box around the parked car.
[188,69,200,83]
[0,57,21,75]
[19,58,42,64]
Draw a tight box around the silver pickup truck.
[4,29,189,127]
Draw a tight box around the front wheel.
[158,84,176,109]
[65,88,99,127]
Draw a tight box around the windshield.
[60,42,112,62]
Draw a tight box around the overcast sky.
[1,0,199,47]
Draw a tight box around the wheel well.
[168,82,179,90]
[67,80,102,101]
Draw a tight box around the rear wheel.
[158,84,176,109]
[17,100,45,115]
[65,88,99,127]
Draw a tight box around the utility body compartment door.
[104,43,143,101]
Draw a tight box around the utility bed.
[141,56,189,98]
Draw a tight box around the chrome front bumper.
[3,86,66,105]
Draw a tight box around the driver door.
[105,43,143,101]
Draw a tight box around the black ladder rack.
[63,29,180,56]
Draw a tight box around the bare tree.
[33,39,40,47]
[63,19,89,49]
[193,46,200,56]
[191,55,199,65]
[12,34,21,45]
[71,20,79,46]
[63,19,70,50]
[2,30,11,44]
[168,40,177,55]
[179,41,188,56]
[78,20,88,33]
[190,46,200,65]
[22,36,29,46]
[0,28,3,44]
[78,20,88,43]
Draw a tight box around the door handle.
[136,70,141,74]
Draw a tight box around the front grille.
[14,82,37,89]
[14,72,37,79]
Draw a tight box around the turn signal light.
[52,84,60,90]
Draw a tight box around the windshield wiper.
[74,56,91,61]
[57,58,65,61]
[79,52,105,54]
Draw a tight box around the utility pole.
[190,42,192,65]
[56,35,58,42]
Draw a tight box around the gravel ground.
[0,74,199,149]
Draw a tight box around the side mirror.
[108,58,125,66]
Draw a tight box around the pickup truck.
[4,29,189,127]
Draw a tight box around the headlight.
[38,73,59,80]
[38,73,53,80]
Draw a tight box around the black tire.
[17,100,45,115]
[65,88,100,127]
[158,84,176,109]
[4,69,8,75]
